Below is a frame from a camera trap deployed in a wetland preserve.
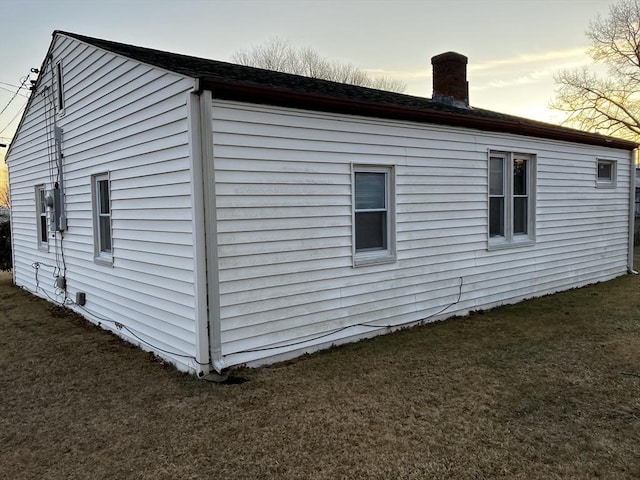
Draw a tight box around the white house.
[6,31,637,377]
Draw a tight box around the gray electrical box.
[76,292,86,306]
[44,188,64,232]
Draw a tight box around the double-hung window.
[92,173,112,264]
[35,184,48,249]
[488,151,536,248]
[353,165,396,265]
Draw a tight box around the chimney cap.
[431,51,468,65]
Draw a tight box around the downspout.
[188,81,212,377]
[54,126,67,231]
[193,84,226,374]
[200,89,226,374]
[628,148,638,275]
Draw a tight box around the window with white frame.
[596,159,616,188]
[35,185,48,248]
[93,173,112,262]
[353,165,396,265]
[488,151,536,248]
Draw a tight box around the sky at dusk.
[0,0,620,164]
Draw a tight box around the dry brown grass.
[2,258,640,479]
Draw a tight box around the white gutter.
[628,148,638,275]
[188,82,213,377]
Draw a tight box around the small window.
[353,165,396,266]
[92,173,112,263]
[596,159,616,188]
[488,151,536,249]
[55,61,65,114]
[35,184,48,248]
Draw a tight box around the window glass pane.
[355,211,386,250]
[514,197,528,234]
[513,159,527,195]
[40,216,48,243]
[597,161,612,180]
[489,157,504,195]
[37,187,48,244]
[489,157,504,196]
[489,197,504,237]
[99,216,112,252]
[355,172,385,210]
[39,189,46,214]
[98,180,110,214]
[56,62,64,111]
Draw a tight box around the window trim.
[488,150,536,250]
[92,172,113,265]
[35,184,48,251]
[352,164,396,266]
[596,158,617,188]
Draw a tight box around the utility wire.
[0,75,29,118]
[0,100,27,136]
[30,263,208,368]
[0,85,28,97]
[0,81,22,89]
[233,277,465,355]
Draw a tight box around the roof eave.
[201,78,637,151]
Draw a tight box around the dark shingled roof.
[55,31,637,151]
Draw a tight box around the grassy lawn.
[2,258,640,479]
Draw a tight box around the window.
[93,173,112,263]
[596,159,616,188]
[35,185,48,248]
[488,151,536,248]
[55,61,65,114]
[489,157,505,238]
[353,165,396,265]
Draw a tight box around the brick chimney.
[431,52,469,108]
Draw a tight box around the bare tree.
[232,38,406,93]
[0,162,9,208]
[552,0,640,141]
[0,189,8,209]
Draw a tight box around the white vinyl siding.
[210,101,631,368]
[6,34,634,375]
[6,35,199,372]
